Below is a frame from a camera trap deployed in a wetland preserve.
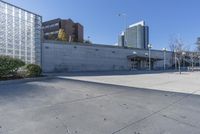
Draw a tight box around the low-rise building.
[42,41,173,73]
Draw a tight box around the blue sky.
[5,0,200,50]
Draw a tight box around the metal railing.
[188,67,200,71]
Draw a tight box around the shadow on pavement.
[45,70,189,77]
[0,76,199,102]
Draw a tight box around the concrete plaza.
[0,71,200,134]
[60,71,200,95]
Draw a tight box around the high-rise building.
[118,21,149,49]
[42,18,84,43]
[118,32,125,47]
[0,0,42,65]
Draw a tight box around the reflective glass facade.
[0,0,42,65]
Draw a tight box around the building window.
[44,23,59,29]
[54,23,59,26]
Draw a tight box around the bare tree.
[169,36,185,53]
[169,36,187,73]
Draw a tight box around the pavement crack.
[160,114,200,129]
[0,90,127,115]
[47,90,126,109]
[111,89,200,134]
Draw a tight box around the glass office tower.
[0,0,42,65]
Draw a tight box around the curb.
[0,76,54,85]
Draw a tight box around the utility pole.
[118,13,127,47]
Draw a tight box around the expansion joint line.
[160,114,199,129]
[111,89,200,134]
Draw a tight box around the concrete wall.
[42,41,173,73]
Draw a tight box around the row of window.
[0,44,36,48]
[43,23,59,29]
[0,10,40,20]
[0,49,36,56]
[0,15,41,25]
[0,2,41,19]
[44,31,59,35]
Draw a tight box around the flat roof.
[0,0,42,17]
[129,21,145,28]
[42,18,61,25]
[43,40,172,53]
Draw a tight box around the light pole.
[118,13,127,46]
[162,48,167,70]
[132,51,137,70]
[145,52,148,70]
[148,44,152,71]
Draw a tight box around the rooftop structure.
[129,21,145,28]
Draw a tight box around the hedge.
[0,56,25,78]
[26,64,42,77]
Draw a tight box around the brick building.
[42,18,83,42]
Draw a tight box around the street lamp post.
[132,51,137,70]
[145,52,148,70]
[148,44,152,71]
[118,13,127,46]
[162,48,167,70]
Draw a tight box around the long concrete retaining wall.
[42,41,173,73]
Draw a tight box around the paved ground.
[0,72,200,134]
[59,71,200,95]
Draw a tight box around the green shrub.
[26,64,42,77]
[0,56,25,78]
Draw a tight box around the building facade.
[42,18,84,43]
[118,21,149,49]
[42,41,173,73]
[0,0,42,65]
